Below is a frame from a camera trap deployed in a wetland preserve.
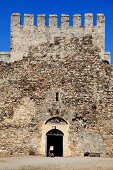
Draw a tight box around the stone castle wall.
[0,13,110,63]
[10,13,110,62]
[0,13,113,157]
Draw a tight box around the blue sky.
[0,0,113,63]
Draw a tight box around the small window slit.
[56,92,59,101]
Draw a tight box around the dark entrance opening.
[46,129,64,157]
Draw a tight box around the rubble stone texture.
[0,13,113,157]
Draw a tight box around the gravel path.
[0,156,113,170]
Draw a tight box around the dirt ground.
[0,156,113,170]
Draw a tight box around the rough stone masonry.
[0,13,113,157]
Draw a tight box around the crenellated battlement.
[84,13,93,26]
[49,15,57,27]
[11,13,105,28]
[7,12,110,62]
[24,14,34,26]
[73,14,81,27]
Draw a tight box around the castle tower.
[0,13,113,158]
[1,13,108,62]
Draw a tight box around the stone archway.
[46,129,64,157]
[39,117,71,157]
[45,117,68,125]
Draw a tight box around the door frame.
[46,129,64,157]
[39,119,71,157]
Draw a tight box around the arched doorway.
[46,129,64,157]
